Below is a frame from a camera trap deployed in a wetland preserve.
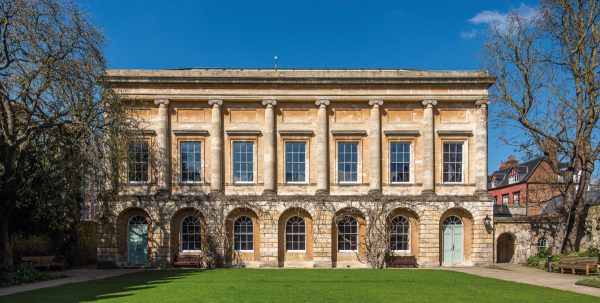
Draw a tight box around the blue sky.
[78,0,539,173]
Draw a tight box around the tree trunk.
[1,220,13,268]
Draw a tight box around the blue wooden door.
[128,216,148,264]
[442,216,463,265]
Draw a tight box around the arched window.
[286,216,306,251]
[129,216,147,225]
[234,216,254,251]
[443,215,463,226]
[390,216,410,252]
[537,236,549,250]
[181,216,201,252]
[337,216,358,251]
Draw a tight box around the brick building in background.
[489,155,566,263]
[489,156,563,217]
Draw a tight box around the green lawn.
[2,269,598,303]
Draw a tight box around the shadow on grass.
[1,269,201,303]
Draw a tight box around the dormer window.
[508,169,520,184]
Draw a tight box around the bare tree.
[0,0,129,266]
[322,199,394,269]
[485,0,600,253]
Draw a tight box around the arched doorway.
[442,215,463,265]
[128,216,149,264]
[497,233,515,263]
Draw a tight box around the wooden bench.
[172,254,203,268]
[386,255,418,268]
[21,256,65,271]
[552,256,598,276]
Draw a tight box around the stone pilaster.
[209,99,223,193]
[368,99,383,194]
[154,98,170,192]
[421,99,437,195]
[262,99,277,195]
[315,99,330,194]
[475,98,490,194]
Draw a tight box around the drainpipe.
[492,218,496,264]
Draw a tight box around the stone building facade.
[98,69,495,268]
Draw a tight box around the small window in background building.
[537,237,549,250]
[513,191,521,207]
[508,174,520,184]
[502,194,508,205]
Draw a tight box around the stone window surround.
[174,134,207,185]
[334,140,362,185]
[285,216,307,252]
[180,216,202,253]
[228,135,259,185]
[282,139,310,185]
[125,136,154,185]
[439,138,469,185]
[388,140,415,185]
[233,215,255,252]
[389,215,411,253]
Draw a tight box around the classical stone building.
[98,69,494,268]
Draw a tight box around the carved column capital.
[475,98,490,109]
[422,99,437,108]
[208,99,223,107]
[262,99,277,107]
[154,98,170,107]
[315,99,330,108]
[369,99,384,108]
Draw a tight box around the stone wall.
[97,193,493,268]
[493,218,555,264]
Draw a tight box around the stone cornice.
[225,130,262,136]
[384,130,420,137]
[278,130,315,136]
[437,130,474,136]
[331,130,368,137]
[105,69,495,87]
[172,129,210,136]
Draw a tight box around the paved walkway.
[0,267,142,297]
[447,263,600,297]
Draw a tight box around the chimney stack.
[500,155,519,169]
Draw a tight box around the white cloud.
[460,29,478,39]
[461,3,539,39]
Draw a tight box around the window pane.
[390,216,410,251]
[181,216,201,251]
[337,216,358,251]
[234,216,254,251]
[390,143,411,183]
[443,143,463,183]
[285,142,307,182]
[338,143,358,182]
[233,142,254,182]
[285,216,306,251]
[180,142,202,182]
[128,141,149,182]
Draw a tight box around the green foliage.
[2,269,599,303]
[576,277,600,288]
[526,249,556,270]
[527,246,600,272]
[0,264,57,286]
[566,246,600,260]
